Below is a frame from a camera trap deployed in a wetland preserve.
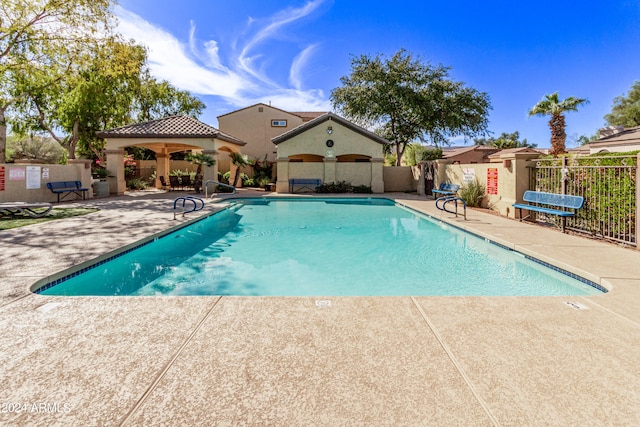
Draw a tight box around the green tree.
[474,131,536,149]
[528,92,589,156]
[134,70,206,122]
[12,39,205,162]
[331,49,491,166]
[604,81,640,128]
[11,38,147,160]
[0,0,112,163]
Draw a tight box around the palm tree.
[229,152,249,187]
[185,152,215,193]
[528,93,589,156]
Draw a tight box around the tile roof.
[591,126,640,144]
[486,147,542,158]
[442,145,500,158]
[96,116,245,145]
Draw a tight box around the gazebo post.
[156,151,170,189]
[105,149,126,195]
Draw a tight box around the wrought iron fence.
[530,155,637,246]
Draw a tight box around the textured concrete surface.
[0,189,639,426]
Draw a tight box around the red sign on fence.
[0,166,5,191]
[487,168,498,195]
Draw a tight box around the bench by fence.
[431,183,460,199]
[46,181,89,203]
[512,190,584,232]
[289,178,322,193]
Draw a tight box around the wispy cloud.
[290,44,319,90]
[237,0,324,85]
[113,2,331,112]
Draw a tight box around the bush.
[314,181,372,194]
[459,178,485,207]
[126,178,149,190]
[252,155,274,182]
[315,181,351,193]
[255,176,272,188]
[7,135,66,164]
[352,185,373,194]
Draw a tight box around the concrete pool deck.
[1,190,639,426]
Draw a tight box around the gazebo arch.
[96,116,246,195]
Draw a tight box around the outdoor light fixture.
[327,126,333,134]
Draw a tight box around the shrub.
[352,185,373,193]
[256,176,272,188]
[126,178,149,190]
[314,181,372,193]
[315,181,351,193]
[460,179,485,207]
[251,155,274,183]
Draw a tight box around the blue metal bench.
[289,178,322,193]
[512,190,584,232]
[46,181,89,203]
[431,183,460,199]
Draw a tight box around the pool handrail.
[436,195,467,220]
[173,196,205,219]
[204,180,236,198]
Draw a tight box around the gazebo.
[96,116,246,195]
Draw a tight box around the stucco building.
[272,113,388,193]
[217,103,326,170]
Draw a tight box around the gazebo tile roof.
[96,116,245,145]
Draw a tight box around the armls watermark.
[1,403,71,414]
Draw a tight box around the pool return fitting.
[435,196,467,220]
[173,196,205,219]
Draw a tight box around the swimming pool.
[35,197,604,296]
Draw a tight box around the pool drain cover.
[564,301,588,310]
[315,300,331,308]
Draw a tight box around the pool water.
[38,198,603,296]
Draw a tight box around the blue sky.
[116,0,640,148]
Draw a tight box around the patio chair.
[159,176,168,189]
[169,175,181,190]
[180,175,192,190]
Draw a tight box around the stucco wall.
[289,162,324,180]
[438,154,537,218]
[383,166,418,192]
[336,163,372,186]
[218,105,304,162]
[0,162,93,203]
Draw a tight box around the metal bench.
[46,181,88,203]
[512,190,584,232]
[431,183,460,199]
[289,178,322,193]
